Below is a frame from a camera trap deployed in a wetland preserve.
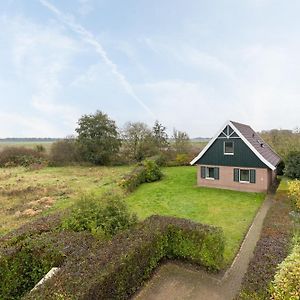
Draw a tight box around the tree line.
[50,110,196,166]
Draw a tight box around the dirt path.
[133,196,273,300]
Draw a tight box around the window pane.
[224,141,234,153]
[240,169,250,182]
[207,167,215,178]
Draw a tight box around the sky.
[0,0,300,138]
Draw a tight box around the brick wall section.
[197,165,271,192]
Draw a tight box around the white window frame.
[239,169,250,183]
[224,141,234,155]
[205,167,215,180]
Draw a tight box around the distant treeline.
[0,138,61,143]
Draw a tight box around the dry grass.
[0,165,131,236]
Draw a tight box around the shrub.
[0,231,98,300]
[175,153,189,165]
[270,244,300,300]
[0,147,47,167]
[62,192,137,237]
[119,159,163,192]
[0,236,64,299]
[49,138,80,166]
[284,151,300,179]
[237,191,293,299]
[288,180,300,212]
[143,159,163,182]
[26,216,224,300]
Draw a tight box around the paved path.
[133,196,273,300]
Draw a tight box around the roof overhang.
[190,120,277,170]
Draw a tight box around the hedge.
[237,191,293,299]
[119,159,163,192]
[0,230,98,300]
[270,244,300,300]
[26,215,225,300]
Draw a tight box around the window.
[200,166,219,180]
[239,169,250,182]
[224,141,234,155]
[206,167,215,179]
[233,168,256,184]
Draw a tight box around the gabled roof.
[190,120,281,170]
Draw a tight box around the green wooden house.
[190,120,281,192]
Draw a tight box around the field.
[0,141,54,152]
[0,165,130,236]
[126,166,265,264]
[1,164,265,266]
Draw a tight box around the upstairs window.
[224,141,234,155]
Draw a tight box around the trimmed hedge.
[26,215,224,300]
[119,159,163,192]
[0,230,98,300]
[270,244,300,299]
[237,191,293,300]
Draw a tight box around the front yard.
[126,166,265,265]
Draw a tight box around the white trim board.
[190,120,276,170]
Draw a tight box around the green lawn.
[126,166,265,265]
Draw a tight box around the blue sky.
[0,0,299,137]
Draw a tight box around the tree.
[284,151,300,179]
[172,129,191,154]
[121,122,155,161]
[152,120,169,151]
[75,111,121,165]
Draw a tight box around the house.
[190,120,281,192]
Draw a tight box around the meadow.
[126,166,265,264]
[0,165,130,236]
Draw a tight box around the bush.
[27,216,225,299]
[175,153,189,165]
[270,244,300,300]
[284,151,300,179]
[237,190,293,299]
[119,159,163,192]
[62,192,137,237]
[0,236,64,299]
[0,147,47,167]
[0,230,98,300]
[49,138,80,166]
[288,180,300,212]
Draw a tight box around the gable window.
[224,141,234,155]
[201,166,219,180]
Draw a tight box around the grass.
[126,166,265,265]
[0,165,131,237]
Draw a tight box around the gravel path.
[133,196,273,300]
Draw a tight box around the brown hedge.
[237,192,293,300]
[26,215,225,300]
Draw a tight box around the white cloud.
[0,111,64,137]
[39,0,156,119]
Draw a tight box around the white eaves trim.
[190,120,276,170]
